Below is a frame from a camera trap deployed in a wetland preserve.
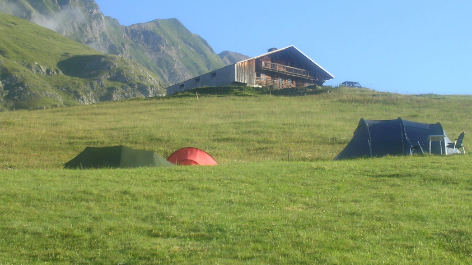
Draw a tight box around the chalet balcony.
[255,77,313,88]
[260,61,315,80]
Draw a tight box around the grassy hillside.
[155,18,225,77]
[1,87,471,263]
[1,86,470,169]
[0,0,227,86]
[0,13,165,110]
[125,18,226,85]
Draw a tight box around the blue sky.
[95,0,472,95]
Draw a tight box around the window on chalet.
[179,84,185,89]
[211,72,216,78]
[195,77,200,84]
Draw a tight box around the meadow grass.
[1,157,471,264]
[1,86,471,169]
[1,87,472,263]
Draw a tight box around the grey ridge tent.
[334,118,460,160]
[65,145,174,169]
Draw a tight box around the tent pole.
[368,139,372,158]
[366,123,373,158]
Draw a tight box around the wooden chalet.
[166,45,334,95]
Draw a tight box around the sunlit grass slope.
[0,86,471,263]
[0,86,470,169]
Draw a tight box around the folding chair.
[447,132,466,154]
[410,141,425,155]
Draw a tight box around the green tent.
[64,145,174,169]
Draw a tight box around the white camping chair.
[447,132,466,154]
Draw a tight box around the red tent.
[167,147,218,166]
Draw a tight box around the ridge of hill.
[218,50,251,65]
[0,13,165,110]
[0,0,227,86]
[125,18,226,85]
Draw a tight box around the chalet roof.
[239,45,335,79]
[167,45,334,89]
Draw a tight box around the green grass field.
[1,86,471,263]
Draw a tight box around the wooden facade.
[167,46,334,95]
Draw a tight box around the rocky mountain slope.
[0,13,165,110]
[0,0,227,85]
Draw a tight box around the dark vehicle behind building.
[341,81,361,87]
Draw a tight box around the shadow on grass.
[169,85,333,98]
[370,173,415,178]
[57,55,111,78]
